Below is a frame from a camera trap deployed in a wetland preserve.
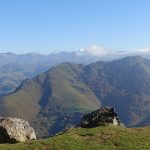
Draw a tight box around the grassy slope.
[0,63,100,119]
[50,64,100,112]
[0,126,150,150]
[0,81,42,121]
[0,63,100,137]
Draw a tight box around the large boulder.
[78,106,123,128]
[0,117,36,143]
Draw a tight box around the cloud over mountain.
[81,45,109,56]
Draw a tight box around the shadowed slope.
[82,56,150,126]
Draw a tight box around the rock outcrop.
[78,106,122,128]
[0,117,36,143]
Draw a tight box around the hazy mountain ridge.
[1,49,150,95]
[0,51,104,95]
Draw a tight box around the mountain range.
[1,48,150,96]
[0,56,150,137]
[0,51,105,95]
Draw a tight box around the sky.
[0,0,150,54]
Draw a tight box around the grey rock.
[0,117,36,143]
[78,106,123,128]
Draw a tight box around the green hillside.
[0,125,150,150]
[0,63,100,137]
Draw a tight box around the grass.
[0,125,150,150]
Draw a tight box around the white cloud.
[135,48,150,53]
[80,45,110,56]
[77,46,150,58]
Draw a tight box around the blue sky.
[0,0,150,54]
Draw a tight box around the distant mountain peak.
[26,52,43,56]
